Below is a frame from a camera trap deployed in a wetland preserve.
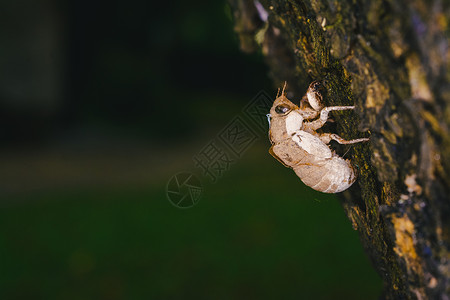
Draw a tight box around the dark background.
[0,0,381,299]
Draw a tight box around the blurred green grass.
[0,142,381,300]
[0,0,382,298]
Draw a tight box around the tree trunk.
[228,0,450,298]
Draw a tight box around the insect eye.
[275,105,290,114]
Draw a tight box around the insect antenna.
[282,81,287,96]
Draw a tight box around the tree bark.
[228,0,450,298]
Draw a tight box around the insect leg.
[319,133,370,144]
[304,106,355,131]
[306,81,324,111]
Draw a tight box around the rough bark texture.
[228,0,450,298]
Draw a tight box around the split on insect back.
[267,81,370,193]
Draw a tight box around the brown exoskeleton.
[267,82,369,193]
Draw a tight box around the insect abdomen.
[293,157,356,193]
